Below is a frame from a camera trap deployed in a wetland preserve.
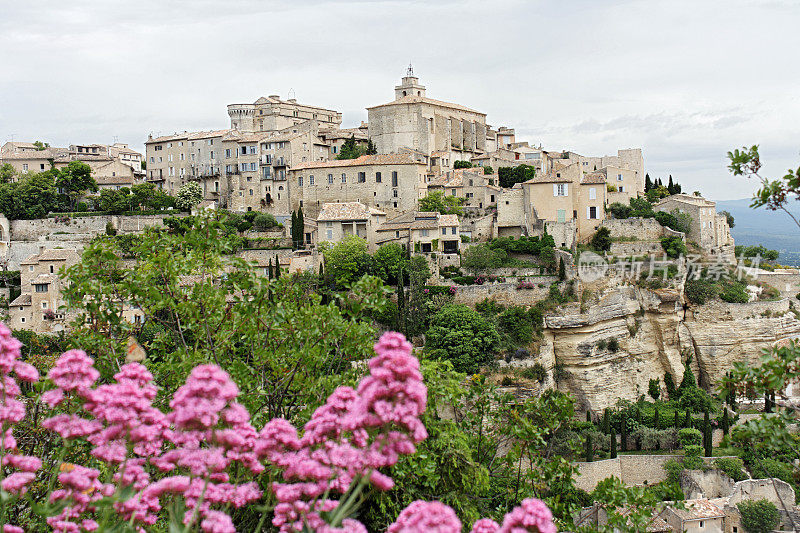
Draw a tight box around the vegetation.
[737,499,780,533]
[660,235,687,258]
[175,181,202,211]
[335,135,375,159]
[425,304,500,374]
[418,190,464,215]
[590,227,612,252]
[453,160,473,169]
[497,164,535,188]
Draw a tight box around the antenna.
[406,62,414,77]
[112,135,119,145]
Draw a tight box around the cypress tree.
[603,409,610,434]
[674,410,680,428]
[586,410,592,423]
[558,258,566,281]
[396,265,406,335]
[667,175,674,194]
[645,173,652,192]
[684,409,692,429]
[654,405,660,429]
[297,206,305,248]
[275,258,281,279]
[585,434,593,462]
[765,391,773,413]
[610,430,617,458]
[703,411,713,457]
[268,258,273,279]
[664,372,676,400]
[721,408,729,435]
[620,417,628,452]
[318,261,324,283]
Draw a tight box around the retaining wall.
[575,454,727,492]
[453,282,552,306]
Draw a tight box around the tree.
[372,243,406,285]
[558,257,566,281]
[721,408,730,435]
[0,171,59,219]
[32,140,49,150]
[648,378,661,401]
[590,227,612,252]
[644,173,652,192]
[98,188,131,214]
[602,409,611,434]
[365,139,377,155]
[0,163,15,183]
[418,191,464,215]
[336,135,367,160]
[453,160,473,169]
[654,405,660,429]
[664,372,676,399]
[720,210,735,228]
[737,499,779,533]
[728,145,800,230]
[585,434,593,462]
[425,304,500,374]
[55,161,97,211]
[253,213,277,231]
[483,166,493,175]
[321,235,372,287]
[461,243,504,275]
[703,410,712,456]
[292,207,305,249]
[497,164,535,188]
[175,181,202,211]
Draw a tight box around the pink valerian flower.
[46,464,115,533]
[471,519,501,533]
[387,500,462,533]
[0,322,41,499]
[3,525,23,533]
[261,332,428,533]
[499,498,556,533]
[122,365,263,528]
[47,350,99,397]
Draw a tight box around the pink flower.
[1,472,35,495]
[471,519,500,533]
[200,510,235,533]
[388,500,462,533]
[3,525,23,533]
[13,362,38,383]
[3,454,42,472]
[42,388,64,407]
[499,498,556,533]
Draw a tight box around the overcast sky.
[1,0,799,201]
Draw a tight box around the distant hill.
[715,198,800,266]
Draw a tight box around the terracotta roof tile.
[292,153,422,170]
[317,202,384,221]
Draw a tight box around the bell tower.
[394,63,426,100]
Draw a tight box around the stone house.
[8,248,80,333]
[427,168,500,212]
[144,129,230,195]
[316,202,386,249]
[374,211,460,255]
[654,194,734,255]
[661,499,725,533]
[288,153,430,219]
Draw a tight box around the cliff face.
[542,285,800,410]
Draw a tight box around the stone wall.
[602,218,668,241]
[752,269,800,298]
[9,214,173,242]
[6,241,87,271]
[575,455,726,492]
[453,282,551,306]
[610,241,663,256]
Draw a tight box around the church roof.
[367,95,485,115]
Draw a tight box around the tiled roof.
[318,128,368,141]
[438,214,459,226]
[655,193,715,207]
[524,173,571,184]
[292,153,423,170]
[317,202,384,221]
[581,172,607,184]
[38,249,79,261]
[669,499,724,521]
[367,95,485,115]
[10,294,31,306]
[147,129,232,144]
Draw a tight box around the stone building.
[427,168,500,213]
[661,499,725,533]
[227,95,341,133]
[374,211,461,255]
[316,201,386,249]
[288,153,430,218]
[8,248,80,333]
[0,141,144,189]
[654,194,734,255]
[367,69,490,161]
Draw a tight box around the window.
[557,209,566,223]
[393,189,398,198]
[28,266,33,272]
[225,149,231,158]
[249,146,257,155]
[451,189,457,196]
[326,230,333,239]
[392,171,398,187]
[589,187,596,200]
[376,171,382,183]
[49,265,54,274]
[618,186,625,192]
[555,184,567,196]
[22,164,28,171]
[341,173,346,183]
[588,206,597,219]
[298,176,303,187]
[42,302,47,309]
[309,175,315,185]
[421,229,429,237]
[442,228,446,235]
[451,227,457,235]
[249,189,253,196]
[332,146,337,154]
[20,317,24,324]
[210,151,215,159]
[34,284,48,293]
[328,174,334,184]
[40,163,45,170]
[358,172,366,183]
[699,521,704,528]
[617,173,623,181]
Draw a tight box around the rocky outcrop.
[541,284,800,411]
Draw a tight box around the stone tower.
[394,64,426,100]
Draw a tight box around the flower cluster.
[0,323,41,530]
[0,325,556,533]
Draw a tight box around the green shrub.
[660,235,687,258]
[683,445,704,470]
[498,306,534,345]
[685,278,717,304]
[253,212,278,230]
[714,457,747,481]
[520,363,546,383]
[678,428,703,447]
[737,499,779,533]
[590,227,612,252]
[607,338,619,352]
[719,280,750,303]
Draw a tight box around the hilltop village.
[2,70,800,532]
